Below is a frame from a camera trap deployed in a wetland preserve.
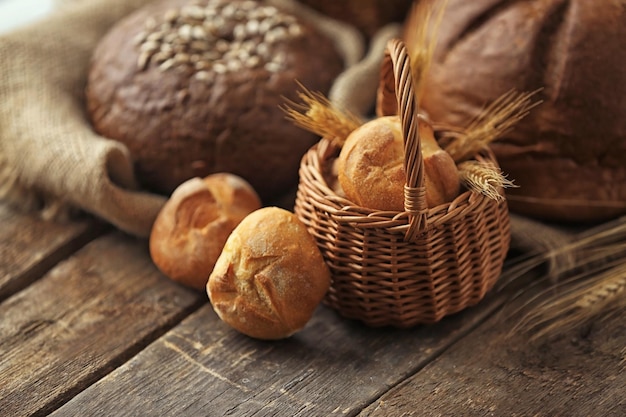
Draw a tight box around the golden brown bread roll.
[149,173,261,290]
[337,115,460,211]
[207,206,330,339]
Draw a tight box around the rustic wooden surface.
[361,296,626,417]
[0,209,205,417]
[0,205,102,302]
[1,202,624,417]
[48,291,504,416]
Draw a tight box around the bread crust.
[337,115,459,211]
[149,173,261,290]
[418,0,626,221]
[86,0,344,200]
[207,207,330,339]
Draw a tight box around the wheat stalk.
[510,262,626,342]
[404,0,447,104]
[442,89,543,162]
[502,216,626,343]
[282,84,363,147]
[576,270,626,310]
[458,160,516,201]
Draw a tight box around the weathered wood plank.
[50,285,510,417]
[0,232,206,417]
[359,291,626,416]
[0,203,103,302]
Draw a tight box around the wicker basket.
[294,39,511,327]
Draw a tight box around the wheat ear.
[404,0,447,104]
[503,216,626,343]
[510,262,626,342]
[282,84,362,148]
[444,89,543,162]
[458,160,516,201]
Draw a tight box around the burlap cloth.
[0,0,167,236]
[0,0,368,237]
[0,0,606,276]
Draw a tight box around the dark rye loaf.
[418,0,626,222]
[86,0,344,200]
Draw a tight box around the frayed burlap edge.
[0,0,365,237]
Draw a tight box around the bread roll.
[150,173,261,290]
[207,206,330,339]
[86,0,344,201]
[337,115,460,211]
[417,0,626,222]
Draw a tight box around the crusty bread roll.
[337,115,460,211]
[86,0,344,201]
[417,0,626,222]
[150,173,261,290]
[207,206,330,339]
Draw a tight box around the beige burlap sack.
[0,0,167,236]
[0,0,366,237]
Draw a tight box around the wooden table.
[1,202,624,417]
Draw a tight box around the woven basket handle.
[376,39,428,241]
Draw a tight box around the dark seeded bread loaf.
[86,0,345,200]
[417,0,626,222]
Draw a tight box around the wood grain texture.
[0,232,206,417]
[0,203,103,302]
[50,289,508,417]
[360,295,626,417]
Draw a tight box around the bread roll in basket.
[293,39,511,327]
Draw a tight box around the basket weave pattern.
[294,39,511,327]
